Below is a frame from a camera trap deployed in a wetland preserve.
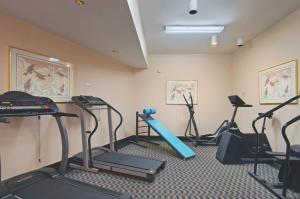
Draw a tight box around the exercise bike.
[216,96,274,164]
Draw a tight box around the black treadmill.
[0,91,131,199]
[70,95,165,182]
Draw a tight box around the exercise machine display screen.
[72,95,106,107]
[228,95,252,107]
[0,91,59,116]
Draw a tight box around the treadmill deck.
[71,149,166,182]
[94,151,164,171]
[0,168,131,199]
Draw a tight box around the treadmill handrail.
[252,94,300,174]
[253,95,300,122]
[85,97,123,148]
[73,97,123,143]
[75,96,123,163]
[83,106,100,165]
[0,110,77,175]
[112,106,123,145]
[282,114,300,148]
[281,114,300,196]
[55,112,78,118]
[0,109,77,174]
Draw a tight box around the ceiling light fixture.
[49,57,60,62]
[236,37,244,47]
[74,0,86,6]
[211,35,218,46]
[189,0,198,15]
[165,25,224,34]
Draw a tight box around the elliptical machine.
[183,93,200,146]
[184,93,229,146]
[184,94,252,146]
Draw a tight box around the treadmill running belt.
[94,152,163,170]
[14,178,129,199]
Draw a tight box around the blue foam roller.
[143,108,152,115]
[143,108,156,115]
[150,108,157,114]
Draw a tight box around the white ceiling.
[1,1,300,68]
[138,0,300,54]
[0,0,148,68]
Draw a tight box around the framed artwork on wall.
[9,47,74,102]
[166,80,198,105]
[259,60,298,104]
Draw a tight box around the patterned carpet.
[65,141,300,199]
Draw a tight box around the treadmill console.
[0,91,59,116]
[72,95,106,107]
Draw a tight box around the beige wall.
[0,15,135,179]
[134,54,233,136]
[2,6,300,181]
[232,8,300,151]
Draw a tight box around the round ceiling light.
[236,37,244,47]
[211,35,218,46]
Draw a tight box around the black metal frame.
[0,91,131,199]
[0,91,78,175]
[228,95,253,126]
[282,115,300,196]
[183,93,230,146]
[183,93,200,145]
[72,96,123,165]
[128,112,160,148]
[0,112,76,175]
[86,101,123,157]
[0,118,9,123]
[249,95,300,199]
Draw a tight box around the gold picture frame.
[9,47,74,102]
[259,60,298,104]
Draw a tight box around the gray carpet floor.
[65,141,300,198]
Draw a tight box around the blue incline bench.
[137,108,196,160]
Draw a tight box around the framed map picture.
[259,60,298,104]
[166,80,198,105]
[10,48,74,102]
